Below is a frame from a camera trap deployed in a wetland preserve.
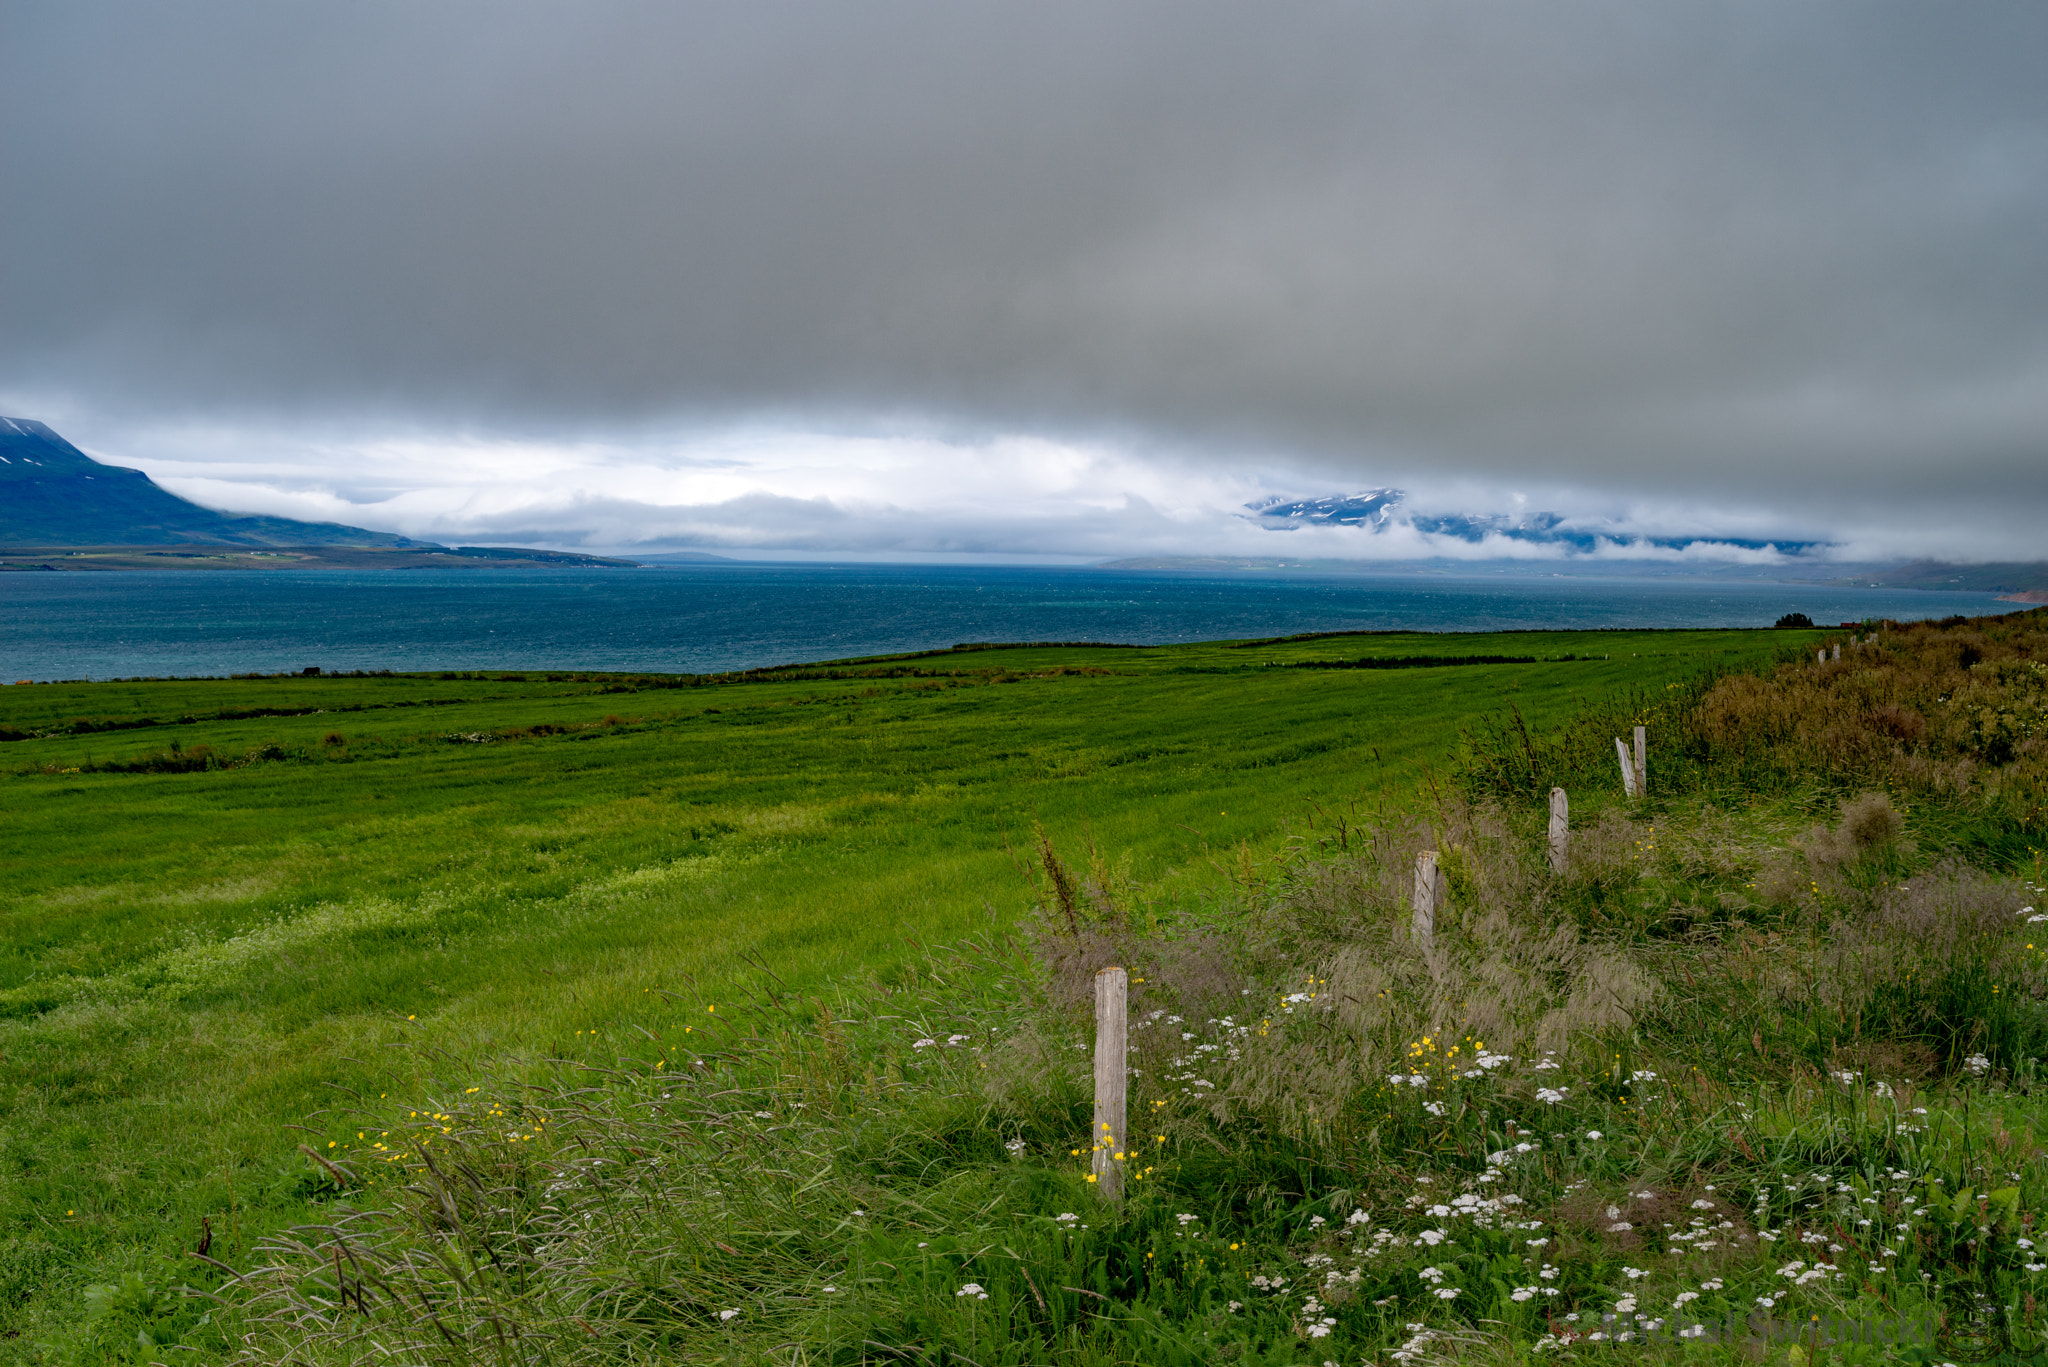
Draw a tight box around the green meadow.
[0,629,1784,1352]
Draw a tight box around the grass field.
[161,605,2044,1367]
[0,628,1796,1356]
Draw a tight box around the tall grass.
[1461,607,2048,860]
[221,789,2048,1361]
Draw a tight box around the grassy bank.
[0,628,1788,1359]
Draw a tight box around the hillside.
[0,416,418,548]
[1848,560,2048,599]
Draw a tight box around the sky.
[4,2,2045,562]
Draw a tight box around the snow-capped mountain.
[1244,489,1403,527]
[1244,488,1821,555]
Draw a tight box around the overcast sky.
[4,2,2044,560]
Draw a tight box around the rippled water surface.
[0,564,2009,680]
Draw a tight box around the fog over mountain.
[4,3,2044,560]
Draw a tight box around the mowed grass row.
[0,628,1792,1336]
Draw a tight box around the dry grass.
[1460,608,2048,844]
[1008,763,2047,1164]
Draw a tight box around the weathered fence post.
[1092,966,1127,1202]
[1832,643,1841,662]
[1614,736,1637,798]
[1548,787,1569,873]
[1817,649,1826,665]
[1633,725,1647,798]
[1413,850,1440,949]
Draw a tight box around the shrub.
[1838,789,1905,853]
[1461,607,2048,846]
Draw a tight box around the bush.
[1461,607,2048,849]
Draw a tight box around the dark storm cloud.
[4,1,2045,540]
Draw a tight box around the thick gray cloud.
[4,2,2045,553]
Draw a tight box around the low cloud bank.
[62,417,2037,566]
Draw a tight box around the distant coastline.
[0,544,641,572]
[13,547,2045,595]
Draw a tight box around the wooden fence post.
[1413,850,1440,950]
[1092,966,1127,1203]
[1633,725,1647,798]
[1548,787,1569,873]
[1614,737,1637,798]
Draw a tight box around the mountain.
[1839,561,2048,596]
[1245,488,1823,555]
[1245,489,1403,527]
[0,416,421,548]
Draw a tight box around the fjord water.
[0,564,2009,680]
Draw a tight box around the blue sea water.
[0,564,2015,681]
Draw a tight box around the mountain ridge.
[1245,488,1825,555]
[1095,554,2048,596]
[0,416,423,548]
